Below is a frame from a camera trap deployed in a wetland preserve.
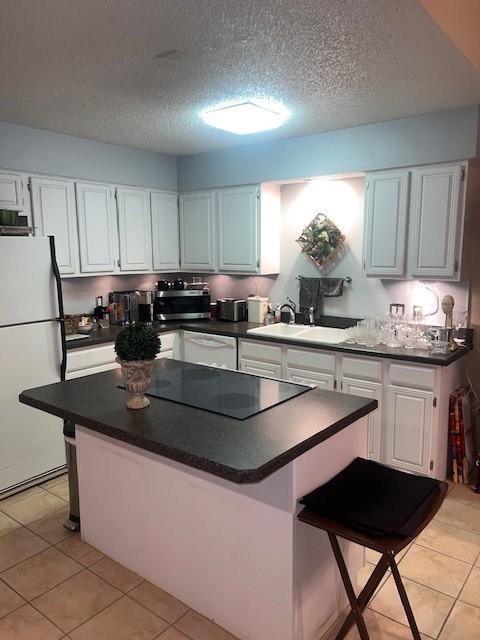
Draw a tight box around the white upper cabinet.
[409,164,463,279]
[30,176,78,274]
[116,187,152,272]
[76,182,116,273]
[180,184,280,275]
[0,171,23,210]
[363,171,409,277]
[151,191,180,272]
[218,186,259,272]
[179,191,216,271]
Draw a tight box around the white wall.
[177,106,479,191]
[269,179,469,325]
[0,120,177,190]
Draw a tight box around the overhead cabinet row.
[1,166,280,277]
[363,161,478,280]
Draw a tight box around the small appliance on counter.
[216,298,247,322]
[247,296,269,324]
[154,288,211,321]
[109,291,136,324]
[136,290,155,324]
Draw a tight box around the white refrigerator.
[0,236,67,495]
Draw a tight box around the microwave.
[154,289,211,321]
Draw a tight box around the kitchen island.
[20,359,377,640]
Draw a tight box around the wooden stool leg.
[328,532,370,640]
[387,553,421,640]
[335,553,390,639]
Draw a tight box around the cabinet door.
[151,191,180,271]
[76,182,116,273]
[0,171,23,210]
[385,384,433,475]
[179,192,216,271]
[341,377,382,461]
[239,358,282,379]
[363,171,409,277]
[286,367,334,390]
[409,164,462,279]
[116,187,152,271]
[30,177,78,274]
[217,186,258,272]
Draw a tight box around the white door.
[76,182,116,273]
[151,191,180,271]
[179,192,216,271]
[116,187,152,271]
[1,321,65,493]
[0,170,23,210]
[217,186,258,272]
[409,164,463,279]
[286,367,334,390]
[385,384,433,475]
[363,171,409,277]
[239,358,282,379]
[30,176,78,274]
[341,377,382,461]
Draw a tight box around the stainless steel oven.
[154,289,211,321]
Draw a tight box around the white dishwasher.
[182,331,237,369]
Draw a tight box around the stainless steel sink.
[247,323,347,345]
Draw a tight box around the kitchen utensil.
[157,280,172,291]
[174,278,185,290]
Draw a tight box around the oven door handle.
[184,335,235,348]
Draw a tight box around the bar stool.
[297,458,448,640]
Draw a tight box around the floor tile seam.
[413,540,480,565]
[35,586,125,636]
[393,569,466,600]
[42,486,69,501]
[1,546,84,600]
[433,591,461,639]
[455,561,480,607]
[172,609,199,640]
[52,538,102,567]
[0,486,62,510]
[21,504,72,534]
[433,515,480,536]
[364,607,436,640]
[447,494,480,511]
[0,540,54,574]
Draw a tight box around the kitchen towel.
[299,277,345,317]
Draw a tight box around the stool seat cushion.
[300,458,440,538]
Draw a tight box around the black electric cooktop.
[122,359,312,420]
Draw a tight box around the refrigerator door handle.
[48,236,67,382]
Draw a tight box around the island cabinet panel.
[75,415,368,640]
[341,377,382,461]
[116,187,152,271]
[76,181,117,273]
[30,176,78,274]
[239,339,283,379]
[66,344,119,379]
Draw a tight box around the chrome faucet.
[279,303,296,324]
[309,306,315,327]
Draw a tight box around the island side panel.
[291,417,368,640]
[75,426,296,640]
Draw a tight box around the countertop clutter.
[65,319,469,367]
[19,359,377,483]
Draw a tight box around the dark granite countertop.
[20,360,377,484]
[66,320,469,367]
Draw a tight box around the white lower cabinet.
[237,337,460,479]
[341,377,382,461]
[385,384,433,475]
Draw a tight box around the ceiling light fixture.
[201,99,289,134]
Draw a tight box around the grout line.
[414,540,480,566]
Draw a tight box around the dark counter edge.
[66,321,469,367]
[19,391,377,484]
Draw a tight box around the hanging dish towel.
[299,277,344,316]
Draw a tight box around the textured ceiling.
[1,0,480,155]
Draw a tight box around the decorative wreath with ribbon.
[296,213,345,270]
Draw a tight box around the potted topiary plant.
[115,325,161,409]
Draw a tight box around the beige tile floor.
[0,474,479,639]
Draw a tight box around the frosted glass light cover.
[202,100,289,134]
